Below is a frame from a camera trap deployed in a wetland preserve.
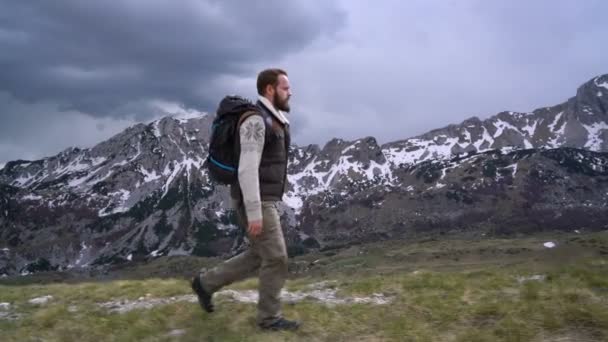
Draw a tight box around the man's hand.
[247,220,263,238]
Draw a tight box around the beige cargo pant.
[199,199,288,326]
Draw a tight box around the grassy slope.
[1,232,607,341]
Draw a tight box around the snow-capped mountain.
[284,74,608,215]
[0,113,240,275]
[383,74,608,165]
[0,74,607,275]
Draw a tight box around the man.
[192,68,300,331]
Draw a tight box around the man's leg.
[200,249,261,293]
[254,201,289,327]
[193,198,261,312]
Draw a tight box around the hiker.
[192,68,300,331]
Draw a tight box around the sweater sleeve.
[238,115,265,223]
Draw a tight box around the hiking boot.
[259,317,301,331]
[191,275,214,313]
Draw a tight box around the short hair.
[257,68,288,96]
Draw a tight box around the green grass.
[1,233,607,341]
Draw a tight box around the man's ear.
[265,84,275,97]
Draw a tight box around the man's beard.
[273,93,290,112]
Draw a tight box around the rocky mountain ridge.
[0,74,607,275]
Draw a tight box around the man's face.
[272,75,292,112]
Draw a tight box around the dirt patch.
[98,281,393,313]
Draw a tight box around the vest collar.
[258,95,290,125]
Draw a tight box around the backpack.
[206,95,260,184]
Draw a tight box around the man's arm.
[238,115,265,227]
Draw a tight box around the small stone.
[68,305,78,313]
[166,329,186,337]
[517,274,546,284]
[28,295,53,305]
[0,311,22,321]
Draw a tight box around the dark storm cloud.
[0,0,345,118]
[0,0,345,163]
[1,0,607,164]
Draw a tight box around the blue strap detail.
[209,155,236,172]
[209,122,218,135]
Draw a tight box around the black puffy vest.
[232,100,290,201]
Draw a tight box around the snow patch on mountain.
[140,167,161,183]
[284,193,304,213]
[68,242,92,268]
[522,119,538,137]
[493,119,520,138]
[12,173,36,187]
[595,77,608,90]
[506,162,518,176]
[383,137,458,166]
[548,112,566,148]
[473,127,494,151]
[22,194,43,201]
[98,189,131,217]
[287,153,394,212]
[583,122,608,151]
[152,120,163,138]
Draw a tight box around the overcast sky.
[1,0,607,164]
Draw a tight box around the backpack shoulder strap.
[236,110,261,128]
